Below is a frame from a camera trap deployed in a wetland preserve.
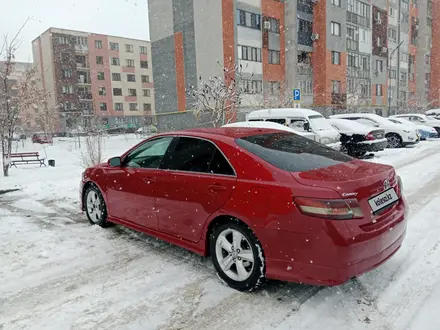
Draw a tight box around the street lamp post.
[388,40,404,116]
[396,0,402,116]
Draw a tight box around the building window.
[59,36,70,44]
[62,69,72,78]
[376,60,383,72]
[236,9,261,30]
[332,80,341,93]
[115,103,123,111]
[143,89,151,97]
[140,61,149,68]
[376,84,383,96]
[141,75,150,83]
[143,103,152,111]
[128,88,137,96]
[126,59,135,67]
[140,46,148,55]
[61,53,70,63]
[377,37,381,46]
[269,81,280,95]
[113,88,122,96]
[268,17,280,33]
[109,42,119,51]
[331,22,341,36]
[359,28,367,43]
[99,102,107,111]
[240,80,262,94]
[389,7,395,17]
[268,50,280,64]
[388,28,397,42]
[299,80,313,95]
[127,74,136,82]
[62,85,74,94]
[129,103,138,111]
[331,51,341,65]
[97,72,105,80]
[240,45,262,62]
[125,44,134,52]
[112,73,121,81]
[390,70,396,79]
[331,0,341,6]
[95,40,102,49]
[98,87,106,96]
[111,57,120,66]
[96,56,104,65]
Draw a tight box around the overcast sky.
[1,0,150,62]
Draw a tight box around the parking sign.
[293,89,301,101]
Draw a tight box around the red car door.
[155,136,237,242]
[105,136,174,230]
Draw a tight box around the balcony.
[297,64,313,75]
[76,62,89,69]
[332,93,347,105]
[79,93,92,100]
[75,44,89,53]
[346,11,370,28]
[347,67,370,79]
[77,77,91,85]
[297,0,313,14]
[346,39,359,51]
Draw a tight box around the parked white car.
[391,113,440,136]
[246,108,340,145]
[330,113,419,148]
[425,109,440,120]
[222,121,316,140]
[388,117,438,140]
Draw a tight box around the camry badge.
[383,179,391,190]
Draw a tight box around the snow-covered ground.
[2,136,440,330]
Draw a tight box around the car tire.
[210,221,266,292]
[386,133,403,148]
[83,184,111,228]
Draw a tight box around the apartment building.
[149,0,438,130]
[0,61,38,132]
[32,28,154,133]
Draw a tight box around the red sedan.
[80,128,407,291]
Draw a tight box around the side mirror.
[374,123,380,127]
[108,156,121,167]
[303,122,311,132]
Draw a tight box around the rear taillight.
[293,197,364,220]
[365,132,375,140]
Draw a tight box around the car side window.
[266,118,286,125]
[164,137,234,175]
[124,136,173,169]
[356,118,377,127]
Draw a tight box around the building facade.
[32,28,154,133]
[0,61,38,132]
[149,0,439,129]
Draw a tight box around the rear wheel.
[210,221,265,292]
[84,184,111,228]
[386,134,403,148]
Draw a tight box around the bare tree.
[249,81,293,110]
[79,115,104,168]
[188,61,244,127]
[0,22,49,176]
[345,78,371,112]
[35,104,59,139]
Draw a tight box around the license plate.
[368,188,399,213]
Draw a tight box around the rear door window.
[236,132,352,172]
[266,118,286,125]
[163,137,235,175]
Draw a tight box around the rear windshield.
[235,132,352,172]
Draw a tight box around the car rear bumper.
[260,196,408,286]
[357,139,388,152]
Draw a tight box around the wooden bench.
[10,152,46,168]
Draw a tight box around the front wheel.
[84,184,111,227]
[210,221,265,292]
[386,134,403,148]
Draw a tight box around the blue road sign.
[293,89,301,101]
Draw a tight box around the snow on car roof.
[328,118,372,134]
[223,121,306,135]
[330,112,391,125]
[246,108,323,118]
